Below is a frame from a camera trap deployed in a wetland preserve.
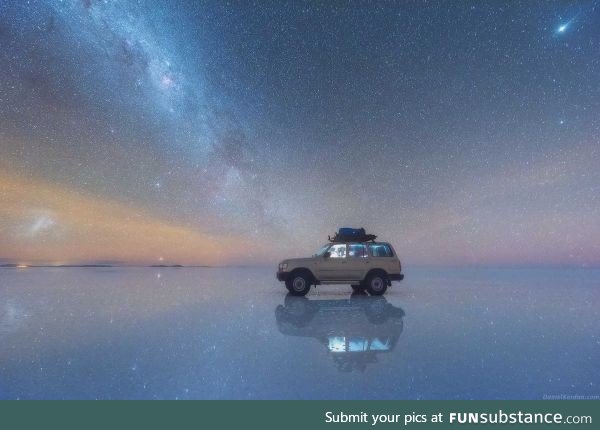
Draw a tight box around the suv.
[276,241,404,296]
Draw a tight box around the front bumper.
[276,271,289,282]
[389,273,404,281]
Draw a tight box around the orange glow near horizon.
[0,174,268,266]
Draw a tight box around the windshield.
[315,244,331,256]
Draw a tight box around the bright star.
[556,17,576,34]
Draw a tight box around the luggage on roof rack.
[328,227,377,243]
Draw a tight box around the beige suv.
[276,242,404,296]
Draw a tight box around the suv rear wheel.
[365,272,388,296]
[285,271,312,296]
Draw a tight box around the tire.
[285,271,312,296]
[365,272,388,296]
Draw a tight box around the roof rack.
[327,234,378,243]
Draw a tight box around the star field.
[0,0,599,266]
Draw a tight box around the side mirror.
[323,251,331,258]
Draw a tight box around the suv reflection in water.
[275,294,405,372]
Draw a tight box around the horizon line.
[2,263,599,269]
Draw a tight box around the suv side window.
[348,244,367,258]
[368,243,393,257]
[328,244,347,258]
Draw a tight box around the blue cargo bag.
[338,227,366,238]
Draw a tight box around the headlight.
[279,263,288,270]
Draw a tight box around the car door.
[317,243,349,280]
[346,243,370,280]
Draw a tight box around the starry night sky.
[1,0,599,266]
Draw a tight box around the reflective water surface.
[1,267,598,399]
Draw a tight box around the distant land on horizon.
[0,263,214,268]
[1,262,599,270]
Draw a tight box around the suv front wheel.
[365,272,388,296]
[285,271,312,296]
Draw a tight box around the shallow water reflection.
[276,295,405,372]
[0,266,598,399]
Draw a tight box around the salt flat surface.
[0,266,598,399]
